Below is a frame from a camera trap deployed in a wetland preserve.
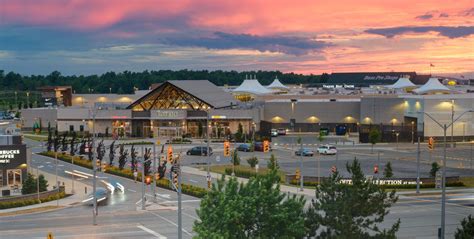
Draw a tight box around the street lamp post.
[451,100,454,148]
[299,138,303,192]
[90,106,98,226]
[206,109,211,181]
[411,121,415,144]
[416,137,421,194]
[395,132,400,150]
[422,110,473,239]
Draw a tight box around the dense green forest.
[0,70,327,94]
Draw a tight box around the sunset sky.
[0,0,473,77]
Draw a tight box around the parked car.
[253,142,272,152]
[317,145,337,155]
[295,148,314,156]
[277,128,287,135]
[236,143,252,152]
[271,129,278,137]
[186,146,213,156]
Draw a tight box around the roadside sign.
[156,140,161,145]
[215,155,220,162]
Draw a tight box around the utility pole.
[377,151,381,180]
[92,107,97,226]
[441,124,447,239]
[451,100,454,148]
[416,137,421,194]
[177,162,183,239]
[206,110,211,182]
[470,141,473,170]
[141,146,146,210]
[55,151,59,206]
[153,143,157,202]
[299,139,303,192]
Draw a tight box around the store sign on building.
[152,110,186,119]
[363,75,399,81]
[0,145,26,165]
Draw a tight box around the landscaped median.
[38,151,208,198]
[0,191,67,210]
[209,164,286,182]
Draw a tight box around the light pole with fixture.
[421,109,473,239]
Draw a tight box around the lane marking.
[148,211,193,236]
[128,189,137,193]
[189,179,198,183]
[137,225,167,239]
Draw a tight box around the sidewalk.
[0,169,92,214]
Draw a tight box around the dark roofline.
[126,81,216,110]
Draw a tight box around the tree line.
[0,70,328,94]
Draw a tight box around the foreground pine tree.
[455,215,474,239]
[194,168,305,238]
[305,159,400,238]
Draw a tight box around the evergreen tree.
[61,133,68,152]
[384,161,394,178]
[194,168,306,238]
[21,173,48,194]
[144,148,152,176]
[46,123,52,152]
[430,162,440,177]
[305,159,400,238]
[130,145,137,172]
[118,144,128,170]
[369,128,381,154]
[231,150,240,166]
[267,154,279,170]
[109,140,116,166]
[455,215,474,239]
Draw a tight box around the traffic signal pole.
[299,140,303,192]
[416,137,421,194]
[141,146,146,210]
[177,163,183,239]
[153,143,157,203]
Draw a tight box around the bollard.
[85,187,87,194]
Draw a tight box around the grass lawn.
[208,164,286,182]
[0,206,62,217]
[460,177,474,187]
[23,134,47,141]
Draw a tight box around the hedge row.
[288,180,465,189]
[38,151,93,169]
[105,165,208,198]
[0,192,67,209]
[40,151,208,198]
[121,141,154,145]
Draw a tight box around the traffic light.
[263,140,270,153]
[167,145,173,163]
[145,176,152,185]
[223,141,230,157]
[331,165,337,173]
[374,164,379,174]
[157,163,166,179]
[428,137,435,150]
[295,169,300,180]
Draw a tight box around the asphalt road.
[1,138,473,238]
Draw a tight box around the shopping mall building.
[21,72,474,142]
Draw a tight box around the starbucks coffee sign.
[0,145,26,165]
[152,110,186,119]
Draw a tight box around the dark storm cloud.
[162,32,332,55]
[415,13,433,20]
[365,26,474,38]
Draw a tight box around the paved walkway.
[0,170,91,214]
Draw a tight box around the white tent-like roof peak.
[386,77,416,89]
[413,78,451,95]
[267,76,289,90]
[233,78,272,95]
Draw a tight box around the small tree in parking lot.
[267,154,279,170]
[22,173,48,194]
[383,161,394,178]
[369,128,381,154]
[231,150,240,166]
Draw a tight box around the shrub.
[246,157,258,168]
[0,192,67,209]
[40,151,208,198]
[430,162,440,177]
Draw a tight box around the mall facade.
[21,77,474,142]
